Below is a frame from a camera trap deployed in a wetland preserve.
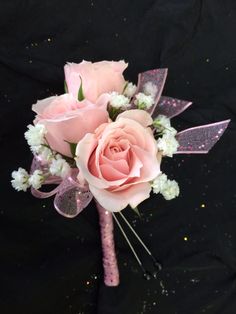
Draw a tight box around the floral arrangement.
[11,60,230,286]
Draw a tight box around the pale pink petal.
[32,96,57,116]
[89,182,151,212]
[128,149,143,178]
[100,156,129,174]
[41,108,108,157]
[96,61,128,96]
[64,61,98,102]
[131,145,160,182]
[95,93,111,110]
[76,133,109,189]
[112,147,160,192]
[117,109,153,127]
[100,164,127,181]
[64,60,127,102]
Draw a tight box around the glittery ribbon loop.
[133,68,168,114]
[30,157,93,218]
[96,202,119,287]
[54,171,93,218]
[175,119,231,154]
[153,96,192,119]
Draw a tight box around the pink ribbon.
[133,68,168,115]
[152,96,192,119]
[96,202,119,286]
[175,119,230,154]
[30,156,93,218]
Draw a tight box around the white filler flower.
[29,170,44,189]
[24,124,47,147]
[134,93,154,109]
[163,126,177,136]
[123,82,137,98]
[152,173,180,200]
[157,133,179,157]
[153,115,177,136]
[11,167,30,191]
[151,173,168,194]
[38,146,53,162]
[49,155,70,178]
[109,92,130,109]
[143,82,158,98]
[161,179,180,200]
[153,115,171,129]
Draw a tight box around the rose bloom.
[64,60,128,102]
[32,93,109,157]
[75,110,161,212]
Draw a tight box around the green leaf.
[122,81,129,94]
[64,140,77,157]
[132,206,141,217]
[137,102,147,110]
[64,81,68,93]
[107,104,121,121]
[78,76,85,101]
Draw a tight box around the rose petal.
[40,108,108,157]
[89,182,151,212]
[100,164,128,181]
[76,133,110,189]
[64,60,127,102]
[117,109,153,127]
[100,156,129,174]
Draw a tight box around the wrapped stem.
[96,202,119,286]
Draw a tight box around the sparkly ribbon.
[175,119,231,154]
[30,156,93,218]
[133,68,168,115]
[96,202,119,286]
[153,96,192,119]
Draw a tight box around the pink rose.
[75,110,161,212]
[64,60,128,103]
[32,93,109,157]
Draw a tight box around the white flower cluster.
[11,153,71,192]
[11,168,44,191]
[11,124,71,192]
[157,133,179,157]
[153,115,177,136]
[28,169,44,189]
[24,124,54,162]
[154,115,179,157]
[25,124,47,149]
[109,81,138,110]
[49,155,71,178]
[133,81,158,110]
[143,82,158,98]
[123,82,137,98]
[151,173,180,200]
[109,92,130,109]
[134,93,154,110]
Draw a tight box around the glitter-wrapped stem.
[96,202,119,286]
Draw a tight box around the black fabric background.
[0,1,236,313]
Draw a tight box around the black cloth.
[1,1,236,313]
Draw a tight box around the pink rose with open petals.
[75,110,161,212]
[64,60,128,103]
[32,93,109,157]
